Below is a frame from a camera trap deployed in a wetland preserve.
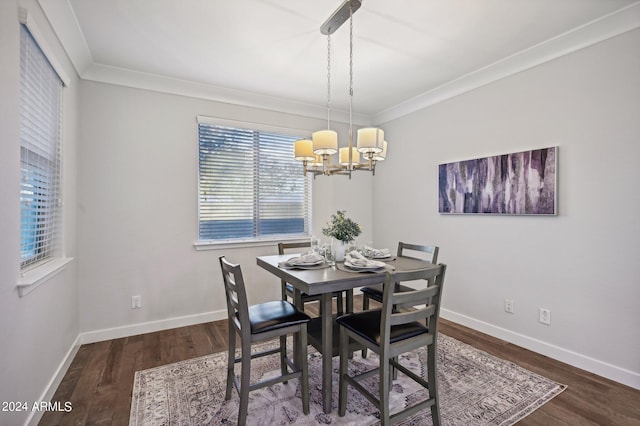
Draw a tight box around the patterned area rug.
[129,334,565,425]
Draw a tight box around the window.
[19,24,63,270]
[197,118,312,243]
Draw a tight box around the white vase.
[333,239,346,262]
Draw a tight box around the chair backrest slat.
[397,242,439,264]
[390,304,437,326]
[278,241,311,255]
[391,285,439,308]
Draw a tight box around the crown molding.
[373,1,640,125]
[40,0,640,125]
[38,0,93,77]
[37,0,370,125]
[82,63,371,126]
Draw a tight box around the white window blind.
[198,121,312,242]
[19,24,63,269]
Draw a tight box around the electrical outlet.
[539,308,551,325]
[132,295,142,309]
[504,299,514,314]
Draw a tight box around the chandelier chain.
[348,3,354,147]
[327,33,331,129]
[349,3,354,100]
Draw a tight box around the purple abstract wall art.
[439,147,557,215]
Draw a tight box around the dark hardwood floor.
[40,297,640,425]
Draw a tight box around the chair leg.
[379,353,391,426]
[391,356,398,381]
[299,324,310,415]
[428,342,441,426]
[280,335,288,384]
[361,294,370,358]
[225,326,236,400]
[338,327,349,417]
[238,336,251,426]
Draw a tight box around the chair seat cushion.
[336,309,428,346]
[248,300,311,334]
[360,283,417,302]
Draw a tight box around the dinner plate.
[279,261,328,270]
[372,254,392,259]
[290,262,329,270]
[344,260,386,271]
[287,259,324,266]
[285,255,324,267]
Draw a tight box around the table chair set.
[219,242,445,426]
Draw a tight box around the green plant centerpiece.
[322,210,361,261]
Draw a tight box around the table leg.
[346,289,354,314]
[321,292,333,413]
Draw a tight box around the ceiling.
[41,0,639,123]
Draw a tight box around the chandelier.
[294,0,388,178]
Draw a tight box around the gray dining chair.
[337,265,447,425]
[219,256,310,426]
[278,241,346,315]
[359,242,439,358]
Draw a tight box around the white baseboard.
[25,335,81,426]
[79,309,228,344]
[441,308,640,390]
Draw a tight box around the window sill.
[17,257,74,297]
[194,237,310,251]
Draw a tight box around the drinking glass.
[320,237,334,265]
[311,235,320,254]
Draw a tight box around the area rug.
[129,334,566,425]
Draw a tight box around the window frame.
[194,116,313,249]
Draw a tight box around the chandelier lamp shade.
[295,0,389,178]
[357,127,384,155]
[312,130,339,155]
[293,139,315,162]
[340,147,360,167]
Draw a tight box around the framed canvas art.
[439,147,557,215]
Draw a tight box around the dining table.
[256,253,439,414]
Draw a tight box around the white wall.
[77,81,373,338]
[0,1,80,425]
[372,28,640,387]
